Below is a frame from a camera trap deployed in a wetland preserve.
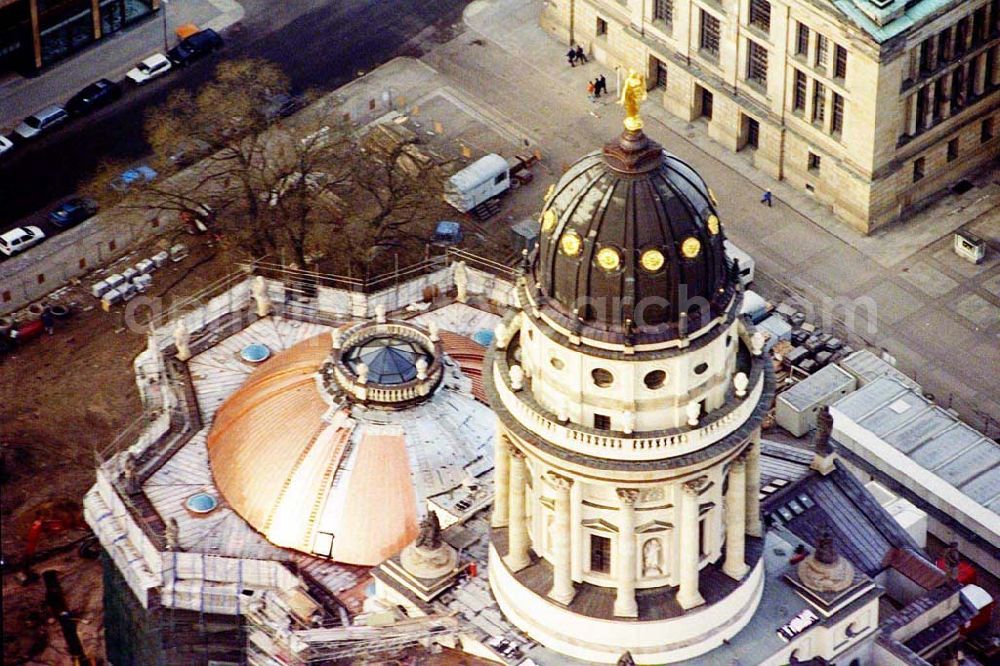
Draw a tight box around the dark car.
[65,79,122,116]
[47,197,98,228]
[167,29,224,66]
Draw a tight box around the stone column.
[923,85,936,128]
[677,478,706,610]
[907,94,919,136]
[746,432,763,538]
[614,489,640,617]
[974,53,987,96]
[940,72,953,118]
[548,473,576,605]
[505,446,531,572]
[724,456,750,580]
[492,432,510,528]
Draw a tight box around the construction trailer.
[775,364,857,437]
[444,154,510,213]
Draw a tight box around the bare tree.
[88,58,458,273]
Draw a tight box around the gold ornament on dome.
[681,237,701,259]
[560,231,582,257]
[707,214,720,235]
[708,188,718,206]
[619,69,648,131]
[596,247,621,272]
[640,249,665,272]
[542,209,557,233]
[544,183,556,203]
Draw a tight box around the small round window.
[694,362,709,375]
[591,368,614,388]
[644,370,666,389]
[550,357,565,370]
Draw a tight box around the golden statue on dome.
[619,68,648,131]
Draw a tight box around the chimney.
[810,406,836,475]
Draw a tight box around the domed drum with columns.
[484,77,774,664]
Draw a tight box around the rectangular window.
[652,56,668,89]
[747,40,768,87]
[744,115,760,149]
[808,152,821,172]
[699,85,714,119]
[834,44,848,79]
[793,70,807,111]
[938,30,951,66]
[982,117,995,143]
[831,93,844,134]
[653,0,673,24]
[956,17,969,55]
[596,17,608,36]
[590,534,612,573]
[947,137,959,161]
[796,22,810,56]
[812,81,826,123]
[973,7,986,46]
[815,34,828,69]
[913,157,925,181]
[993,0,1000,35]
[700,10,720,56]
[919,39,933,74]
[594,413,611,430]
[749,0,770,33]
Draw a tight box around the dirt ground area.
[1,235,231,665]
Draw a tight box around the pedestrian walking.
[575,45,587,64]
[41,307,54,335]
[587,79,597,100]
[760,189,773,207]
[594,78,602,98]
[597,75,607,96]
[566,47,577,67]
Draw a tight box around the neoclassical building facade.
[541,0,1000,233]
[484,107,775,662]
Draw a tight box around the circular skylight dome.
[344,336,433,385]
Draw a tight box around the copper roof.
[207,333,337,550]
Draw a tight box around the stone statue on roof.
[416,510,442,550]
[812,406,834,456]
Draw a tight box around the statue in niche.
[642,538,663,577]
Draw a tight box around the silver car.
[14,105,69,140]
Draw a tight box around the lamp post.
[161,0,169,52]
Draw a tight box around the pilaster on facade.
[548,473,576,605]
[746,430,763,537]
[723,455,750,580]
[506,445,531,572]
[677,476,708,610]
[614,488,641,617]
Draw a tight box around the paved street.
[0,0,470,231]
[418,0,999,427]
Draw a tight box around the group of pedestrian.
[566,44,587,67]
[587,75,608,100]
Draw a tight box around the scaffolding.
[246,591,461,665]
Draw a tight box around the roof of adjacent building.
[764,463,924,577]
[832,0,960,44]
[778,364,855,411]
[831,377,1000,548]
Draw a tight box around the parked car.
[66,79,122,116]
[47,197,98,228]
[111,165,158,192]
[167,138,211,168]
[167,29,223,66]
[262,91,303,122]
[0,135,13,157]
[126,54,173,85]
[0,226,46,256]
[14,105,69,140]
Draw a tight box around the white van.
[724,239,755,286]
[0,226,46,256]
